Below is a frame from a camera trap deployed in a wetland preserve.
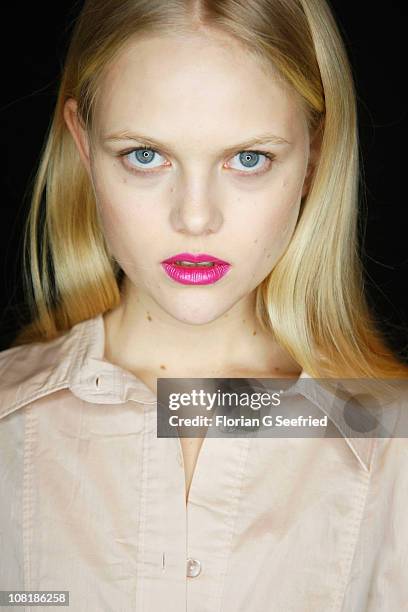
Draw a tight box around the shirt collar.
[1,313,375,472]
[284,374,376,473]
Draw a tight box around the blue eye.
[229,151,273,173]
[124,148,166,171]
[241,152,260,167]
[119,146,275,176]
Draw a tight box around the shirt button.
[186,558,201,578]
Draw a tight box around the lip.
[160,252,231,286]
[162,252,230,265]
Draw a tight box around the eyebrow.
[103,131,291,154]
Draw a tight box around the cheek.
[248,181,302,264]
[272,198,300,243]
[92,176,159,264]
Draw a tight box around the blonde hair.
[12,0,408,380]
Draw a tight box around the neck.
[102,279,301,380]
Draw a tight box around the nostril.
[95,376,100,389]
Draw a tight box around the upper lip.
[162,252,230,265]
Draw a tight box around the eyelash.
[118,145,276,177]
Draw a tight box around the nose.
[169,172,224,236]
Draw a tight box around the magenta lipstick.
[161,252,231,285]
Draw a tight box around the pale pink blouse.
[0,313,407,611]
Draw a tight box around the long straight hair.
[12,0,408,379]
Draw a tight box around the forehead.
[93,32,307,147]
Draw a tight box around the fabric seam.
[135,402,149,611]
[217,437,251,612]
[333,435,379,611]
[22,405,38,612]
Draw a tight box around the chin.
[162,299,231,326]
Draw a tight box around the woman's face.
[66,31,315,325]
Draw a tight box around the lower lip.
[161,262,231,285]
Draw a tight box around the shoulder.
[0,319,92,420]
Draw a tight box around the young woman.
[1,0,407,610]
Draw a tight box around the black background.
[0,1,407,360]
